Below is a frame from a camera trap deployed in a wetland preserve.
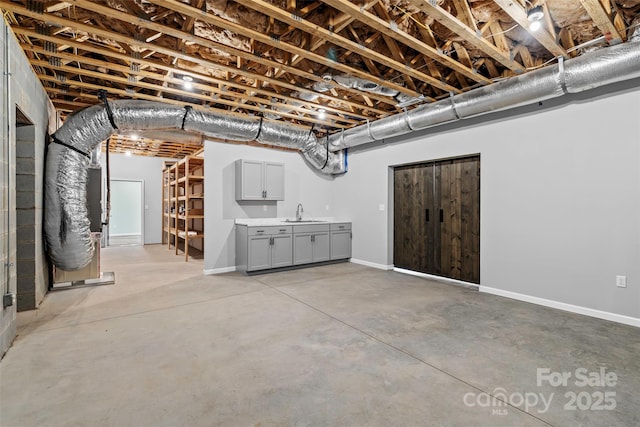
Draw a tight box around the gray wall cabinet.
[235,159,285,201]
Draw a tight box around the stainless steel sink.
[283,219,326,223]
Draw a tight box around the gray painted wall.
[1,22,56,355]
[204,142,336,271]
[332,81,640,319]
[101,153,173,245]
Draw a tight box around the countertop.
[235,217,351,226]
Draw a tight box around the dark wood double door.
[394,156,480,284]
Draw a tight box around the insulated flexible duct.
[45,101,345,270]
[46,42,639,270]
[328,41,640,150]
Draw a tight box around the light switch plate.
[378,204,385,211]
[616,275,627,288]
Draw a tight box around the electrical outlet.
[616,275,627,288]
[325,204,329,211]
[378,204,385,211]
[263,205,267,211]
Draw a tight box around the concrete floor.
[2,245,639,426]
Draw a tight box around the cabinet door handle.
[439,209,444,223]
[311,235,315,243]
[425,209,430,222]
[269,237,274,245]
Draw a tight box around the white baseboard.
[203,266,237,275]
[393,268,479,290]
[350,259,394,270]
[480,286,640,328]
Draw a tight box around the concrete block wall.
[16,127,39,310]
[1,21,57,356]
[1,21,17,358]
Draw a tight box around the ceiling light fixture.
[182,75,193,90]
[527,5,544,31]
[318,108,326,120]
[130,134,139,141]
[125,150,132,156]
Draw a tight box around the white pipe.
[3,23,12,295]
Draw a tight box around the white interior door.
[108,180,144,246]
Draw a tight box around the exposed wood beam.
[322,0,490,86]
[514,45,534,68]
[233,0,456,94]
[452,0,478,32]
[44,1,71,13]
[405,0,526,73]
[558,27,577,58]
[488,21,511,55]
[20,39,361,124]
[373,3,418,91]
[6,0,395,110]
[576,0,624,43]
[2,4,389,118]
[143,0,411,105]
[493,0,568,58]
[29,57,352,128]
[36,72,342,130]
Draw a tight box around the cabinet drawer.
[293,224,331,234]
[248,226,292,236]
[330,222,351,231]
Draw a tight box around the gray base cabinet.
[237,225,293,272]
[330,223,352,260]
[293,224,330,265]
[237,222,351,273]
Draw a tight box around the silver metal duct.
[45,100,346,270]
[328,41,640,151]
[46,42,639,270]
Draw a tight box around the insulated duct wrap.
[563,42,640,92]
[46,100,346,271]
[184,109,261,141]
[328,41,640,151]
[46,42,639,271]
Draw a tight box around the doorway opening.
[108,179,144,246]
[15,108,43,311]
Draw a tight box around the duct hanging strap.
[181,106,192,130]
[558,56,568,94]
[300,124,315,153]
[98,90,118,130]
[50,135,91,159]
[255,116,264,140]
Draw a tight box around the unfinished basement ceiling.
[2,0,639,157]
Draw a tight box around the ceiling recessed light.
[131,134,139,141]
[529,20,542,31]
[527,6,544,22]
[318,108,326,119]
[182,75,193,90]
[125,150,132,156]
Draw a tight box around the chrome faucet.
[296,203,304,221]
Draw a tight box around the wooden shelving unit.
[162,149,204,261]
